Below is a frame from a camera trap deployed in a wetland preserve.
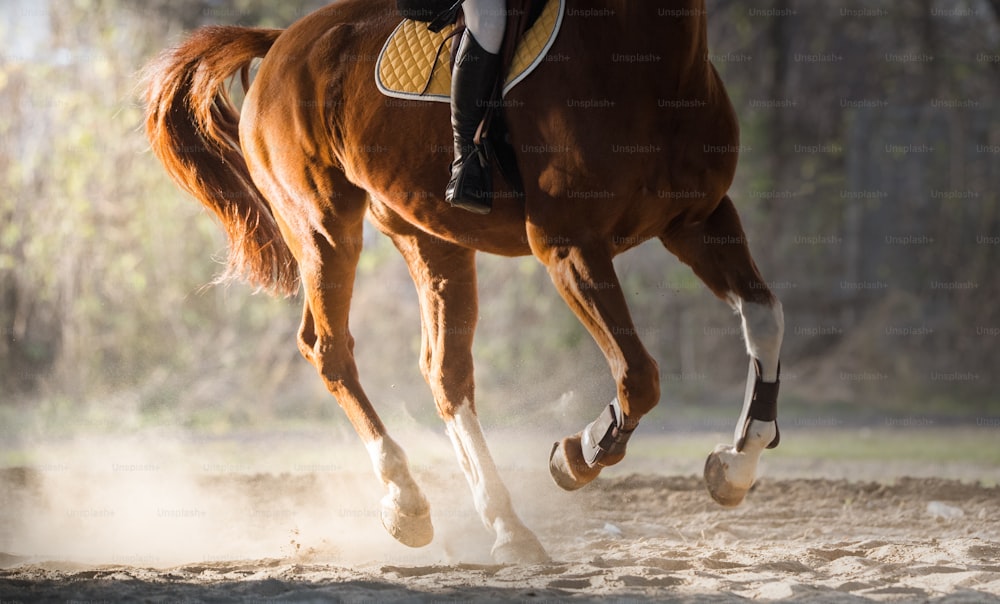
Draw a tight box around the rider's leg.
[464,0,506,53]
[444,0,506,214]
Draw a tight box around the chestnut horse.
[144,0,784,563]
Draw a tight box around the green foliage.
[0,1,312,403]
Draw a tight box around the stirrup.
[448,194,492,214]
[446,149,492,214]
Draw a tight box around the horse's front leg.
[380,209,548,564]
[532,239,660,491]
[703,297,783,506]
[660,195,784,506]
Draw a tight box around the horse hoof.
[380,498,434,548]
[703,444,752,507]
[491,531,550,565]
[548,435,602,491]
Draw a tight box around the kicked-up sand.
[1,426,998,602]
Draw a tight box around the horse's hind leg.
[661,195,784,507]
[282,188,432,548]
[373,206,548,564]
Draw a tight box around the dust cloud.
[0,420,576,569]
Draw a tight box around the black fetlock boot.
[444,30,501,215]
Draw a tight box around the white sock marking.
[366,436,425,512]
[737,299,784,382]
[445,403,519,535]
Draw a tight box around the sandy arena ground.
[1,428,998,602]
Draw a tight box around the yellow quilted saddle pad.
[376,0,564,102]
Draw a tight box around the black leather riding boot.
[444,30,501,215]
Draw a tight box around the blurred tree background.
[0,0,997,439]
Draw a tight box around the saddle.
[378,0,561,101]
[378,0,565,195]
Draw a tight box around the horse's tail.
[142,26,298,296]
